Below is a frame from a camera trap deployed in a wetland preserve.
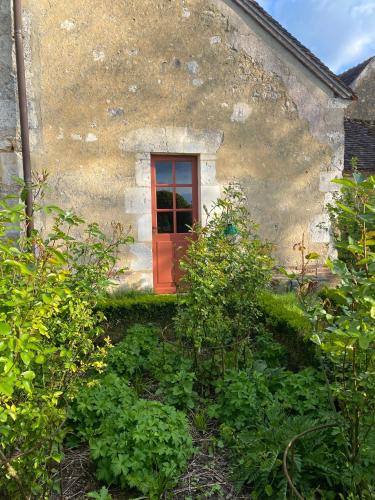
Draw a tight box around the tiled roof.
[339,57,375,87]
[344,119,375,174]
[232,0,355,99]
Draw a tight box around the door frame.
[151,154,199,294]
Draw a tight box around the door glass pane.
[157,188,173,209]
[175,161,192,184]
[157,212,174,233]
[176,211,193,233]
[176,187,192,208]
[156,160,173,184]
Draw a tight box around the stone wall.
[0,0,20,196]
[18,0,349,289]
[345,58,375,121]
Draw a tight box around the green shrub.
[209,369,273,431]
[0,181,131,497]
[175,184,273,378]
[308,173,375,496]
[228,410,346,499]
[69,373,137,440]
[258,292,316,370]
[274,368,330,416]
[156,367,197,411]
[253,326,288,369]
[106,324,160,378]
[98,293,177,337]
[106,325,198,410]
[258,292,311,335]
[90,399,193,499]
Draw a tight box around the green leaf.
[332,178,356,188]
[3,260,33,275]
[0,322,11,335]
[336,202,356,215]
[305,252,320,260]
[358,336,370,349]
[20,351,32,366]
[35,354,46,364]
[0,378,14,397]
[22,370,35,381]
[48,248,67,264]
[265,485,273,497]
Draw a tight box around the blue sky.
[257,0,375,74]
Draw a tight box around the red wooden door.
[151,155,198,294]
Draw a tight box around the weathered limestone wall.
[346,58,375,121]
[0,0,20,196]
[21,0,348,289]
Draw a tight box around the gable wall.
[346,59,375,121]
[20,0,347,288]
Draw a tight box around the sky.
[257,0,375,74]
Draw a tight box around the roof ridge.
[231,0,355,99]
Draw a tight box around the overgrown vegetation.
[2,174,375,499]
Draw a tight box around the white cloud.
[351,2,375,16]
[255,0,375,73]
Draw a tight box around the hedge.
[257,291,315,369]
[97,293,178,339]
[98,290,316,369]
[257,291,312,335]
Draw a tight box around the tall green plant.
[328,161,375,266]
[0,180,132,498]
[309,173,375,495]
[174,184,273,376]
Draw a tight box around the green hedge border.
[257,291,315,370]
[97,294,178,339]
[98,291,316,369]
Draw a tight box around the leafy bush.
[258,292,316,370]
[98,293,177,337]
[207,363,347,498]
[327,164,375,266]
[106,324,159,378]
[69,373,137,440]
[175,184,273,377]
[90,399,193,498]
[106,325,198,410]
[308,173,375,496]
[258,292,311,335]
[273,368,330,416]
[209,369,273,431]
[228,410,346,499]
[156,366,197,411]
[253,326,287,369]
[0,182,131,497]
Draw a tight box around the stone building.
[0,0,355,292]
[340,56,375,175]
